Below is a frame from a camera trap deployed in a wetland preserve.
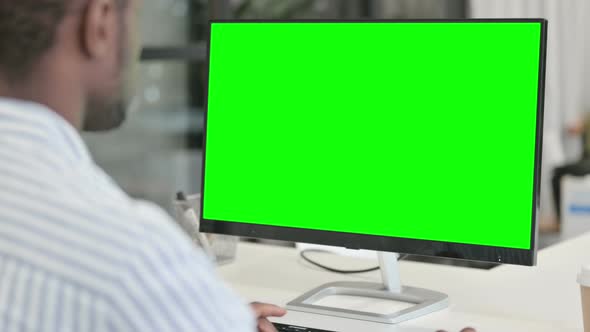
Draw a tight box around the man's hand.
[436,328,476,332]
[250,302,287,332]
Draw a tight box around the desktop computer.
[201,19,547,325]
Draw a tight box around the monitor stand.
[286,252,449,324]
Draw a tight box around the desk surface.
[218,232,590,332]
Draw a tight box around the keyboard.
[273,323,337,332]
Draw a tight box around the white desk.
[218,233,590,332]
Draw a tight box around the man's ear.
[80,0,119,59]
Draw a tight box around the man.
[0,0,285,331]
[0,0,475,331]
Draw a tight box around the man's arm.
[103,201,257,332]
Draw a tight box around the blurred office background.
[83,0,590,248]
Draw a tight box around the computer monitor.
[201,19,547,324]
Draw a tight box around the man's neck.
[0,68,84,130]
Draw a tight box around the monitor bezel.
[200,19,547,266]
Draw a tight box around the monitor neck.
[378,252,402,292]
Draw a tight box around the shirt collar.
[0,97,92,163]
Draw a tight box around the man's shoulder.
[61,183,192,255]
[0,150,194,276]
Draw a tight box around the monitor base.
[286,252,449,324]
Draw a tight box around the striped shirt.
[0,98,255,331]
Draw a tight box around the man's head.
[0,0,141,131]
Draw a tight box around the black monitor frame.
[200,19,548,266]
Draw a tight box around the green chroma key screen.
[203,22,542,250]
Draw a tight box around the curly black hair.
[0,0,128,81]
[0,0,72,80]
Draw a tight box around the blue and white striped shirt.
[0,98,255,331]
